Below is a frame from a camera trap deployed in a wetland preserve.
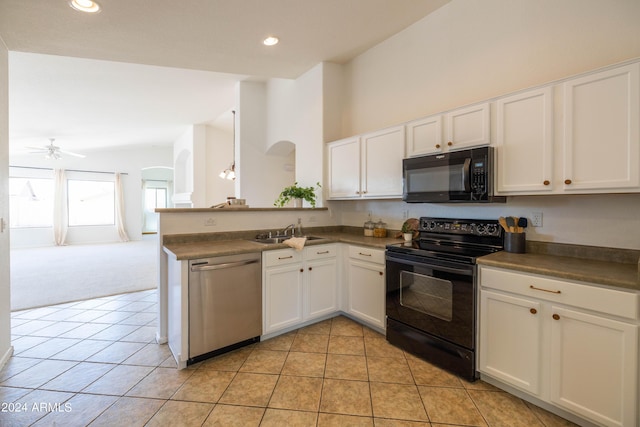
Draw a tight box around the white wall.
[236,81,297,207]
[205,123,235,206]
[330,0,640,250]
[344,0,640,136]
[10,145,172,247]
[0,37,12,368]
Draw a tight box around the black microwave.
[402,146,504,203]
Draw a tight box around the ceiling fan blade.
[26,146,48,151]
[58,149,86,158]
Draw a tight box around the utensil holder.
[505,232,526,253]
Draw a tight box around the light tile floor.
[1,289,579,426]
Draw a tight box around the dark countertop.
[477,250,640,292]
[162,229,400,260]
[164,227,640,292]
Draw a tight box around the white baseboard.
[0,345,14,371]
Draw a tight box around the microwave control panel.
[471,160,487,195]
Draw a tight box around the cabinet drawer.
[304,244,337,261]
[264,249,302,267]
[348,245,385,265]
[480,267,639,320]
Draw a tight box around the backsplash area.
[329,193,640,251]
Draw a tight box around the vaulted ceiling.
[1,0,449,155]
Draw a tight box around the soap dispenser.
[296,218,303,237]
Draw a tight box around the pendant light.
[219,110,237,180]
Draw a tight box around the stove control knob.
[486,224,497,235]
[475,224,485,235]
[424,221,436,231]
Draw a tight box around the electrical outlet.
[403,210,409,220]
[531,212,543,227]
[204,218,217,226]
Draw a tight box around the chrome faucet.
[280,223,296,236]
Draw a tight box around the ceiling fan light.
[69,0,101,13]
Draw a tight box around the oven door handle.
[386,254,473,276]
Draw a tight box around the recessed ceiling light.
[69,0,101,13]
[263,36,279,46]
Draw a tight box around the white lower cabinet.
[480,290,542,395]
[346,246,386,331]
[263,244,337,335]
[479,266,639,427]
[549,306,638,427]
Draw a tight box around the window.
[145,187,167,210]
[67,179,115,226]
[9,177,54,228]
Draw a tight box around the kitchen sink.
[252,236,325,244]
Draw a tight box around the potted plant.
[274,182,321,208]
[401,219,418,241]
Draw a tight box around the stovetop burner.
[386,217,504,264]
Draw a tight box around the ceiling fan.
[27,138,86,160]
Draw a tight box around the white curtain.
[115,173,130,242]
[53,168,67,246]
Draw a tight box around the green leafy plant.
[401,218,419,233]
[274,182,322,208]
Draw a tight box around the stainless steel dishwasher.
[188,252,261,364]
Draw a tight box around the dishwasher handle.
[190,258,259,272]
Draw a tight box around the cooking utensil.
[506,216,516,233]
[517,217,528,232]
[499,217,509,232]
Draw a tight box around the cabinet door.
[479,290,542,395]
[406,115,443,157]
[496,87,554,194]
[327,137,361,199]
[347,258,385,330]
[445,103,491,151]
[305,257,338,320]
[549,306,638,427]
[263,263,304,334]
[563,63,640,192]
[361,126,405,198]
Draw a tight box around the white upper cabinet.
[405,114,443,157]
[445,103,491,151]
[495,87,554,194]
[327,126,404,200]
[326,136,360,199]
[495,60,640,195]
[405,103,490,157]
[360,126,405,198]
[562,63,640,192]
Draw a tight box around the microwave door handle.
[462,158,471,192]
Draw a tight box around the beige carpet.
[10,235,158,311]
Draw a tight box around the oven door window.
[400,271,452,321]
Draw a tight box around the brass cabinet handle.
[543,180,550,186]
[359,252,372,257]
[530,285,561,294]
[300,268,304,273]
[308,267,313,271]
[447,141,453,146]
[379,271,383,276]
[435,144,441,149]
[530,308,537,315]
[552,314,560,320]
[278,256,293,260]
[316,251,330,255]
[564,179,572,185]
